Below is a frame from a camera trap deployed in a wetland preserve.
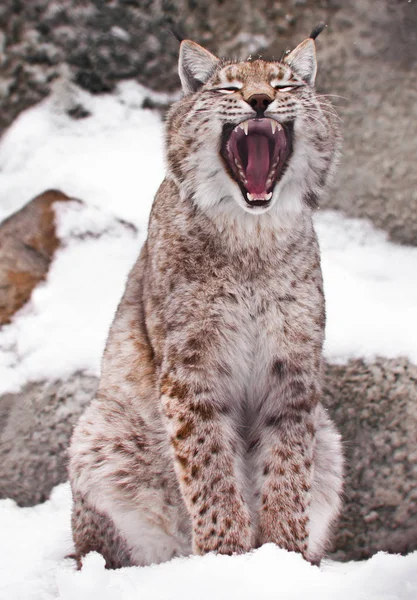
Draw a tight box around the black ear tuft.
[309,22,327,41]
[169,25,185,44]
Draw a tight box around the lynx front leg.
[161,376,253,555]
[161,373,253,556]
[255,409,316,559]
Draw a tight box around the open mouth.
[221,118,293,209]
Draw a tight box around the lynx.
[69,31,343,569]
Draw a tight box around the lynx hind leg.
[307,405,343,562]
[71,493,132,569]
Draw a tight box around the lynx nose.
[247,93,273,117]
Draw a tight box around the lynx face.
[166,39,340,218]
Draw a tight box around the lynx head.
[166,31,340,221]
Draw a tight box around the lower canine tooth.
[247,193,254,201]
[265,192,272,200]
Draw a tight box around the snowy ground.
[1,483,416,600]
[1,81,416,598]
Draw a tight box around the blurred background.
[1,0,417,242]
[0,0,416,562]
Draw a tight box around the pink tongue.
[245,134,270,195]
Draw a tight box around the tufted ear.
[179,40,219,95]
[284,38,317,86]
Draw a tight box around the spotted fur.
[69,37,343,568]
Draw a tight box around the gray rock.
[0,374,97,506]
[317,0,417,247]
[1,357,416,561]
[325,357,417,560]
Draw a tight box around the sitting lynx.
[69,30,343,568]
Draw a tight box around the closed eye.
[215,87,241,94]
[274,85,296,92]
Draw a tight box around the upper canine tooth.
[243,121,249,135]
[270,119,277,134]
[277,122,282,131]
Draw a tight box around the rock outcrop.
[0,189,72,325]
[325,357,417,560]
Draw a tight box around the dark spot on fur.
[307,421,316,436]
[226,292,238,304]
[273,360,286,377]
[176,453,188,468]
[275,448,291,462]
[112,442,127,454]
[191,465,199,478]
[266,414,282,428]
[293,399,313,414]
[187,337,203,351]
[176,421,194,440]
[191,402,215,421]
[248,437,260,451]
[290,380,307,397]
[211,442,221,455]
[212,475,222,487]
[199,505,208,516]
[183,353,200,366]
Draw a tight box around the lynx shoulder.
[69,33,343,568]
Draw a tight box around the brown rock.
[0,189,72,325]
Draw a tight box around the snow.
[0,483,415,600]
[316,210,417,364]
[0,79,417,600]
[0,80,165,227]
[0,202,140,393]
